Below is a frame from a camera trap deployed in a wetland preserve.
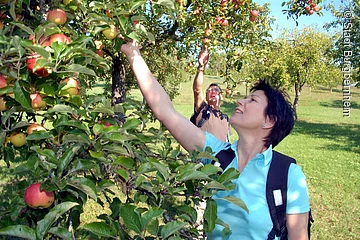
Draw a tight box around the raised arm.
[193,46,210,111]
[120,41,206,152]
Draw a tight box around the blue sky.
[255,0,343,38]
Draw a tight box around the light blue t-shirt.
[203,132,310,240]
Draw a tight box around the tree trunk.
[111,55,127,124]
[293,83,302,120]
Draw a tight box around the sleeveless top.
[190,101,230,142]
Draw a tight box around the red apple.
[250,10,259,17]
[26,54,49,77]
[96,49,104,57]
[202,38,211,46]
[48,33,71,45]
[204,29,212,36]
[0,75,7,88]
[313,5,319,12]
[30,93,46,109]
[60,77,80,96]
[249,15,257,22]
[221,19,229,26]
[215,16,223,24]
[226,88,232,96]
[46,9,67,25]
[24,183,54,209]
[27,123,46,135]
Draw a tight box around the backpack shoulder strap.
[266,151,296,240]
[214,145,235,171]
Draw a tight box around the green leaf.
[36,202,79,240]
[48,104,73,114]
[203,199,217,232]
[201,164,221,175]
[141,208,164,229]
[219,196,249,213]
[116,168,129,182]
[56,120,90,134]
[57,145,81,177]
[103,144,130,156]
[137,162,156,175]
[205,181,227,190]
[146,218,159,236]
[149,158,169,181]
[48,227,73,240]
[67,178,97,200]
[26,131,53,140]
[81,222,114,238]
[66,64,96,76]
[114,156,134,169]
[11,22,34,35]
[91,107,115,115]
[62,133,91,145]
[156,0,175,10]
[14,81,31,109]
[0,225,36,240]
[123,118,141,130]
[177,170,212,182]
[160,221,186,239]
[120,204,143,234]
[218,168,240,184]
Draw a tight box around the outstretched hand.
[198,46,210,69]
[120,40,141,59]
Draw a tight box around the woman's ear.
[262,116,276,129]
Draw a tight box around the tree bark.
[111,55,126,124]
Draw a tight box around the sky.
[254,0,345,38]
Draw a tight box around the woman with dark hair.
[120,40,310,240]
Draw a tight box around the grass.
[1,75,359,239]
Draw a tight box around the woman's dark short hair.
[250,79,294,148]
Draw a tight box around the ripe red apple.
[250,10,259,17]
[9,132,26,147]
[215,16,223,24]
[96,49,104,57]
[0,75,7,88]
[313,5,319,12]
[202,38,211,46]
[30,93,46,109]
[221,19,229,26]
[26,54,49,77]
[0,97,7,112]
[102,25,117,40]
[27,123,46,135]
[48,33,71,45]
[249,15,257,22]
[204,29,212,36]
[46,9,67,25]
[24,183,54,209]
[60,77,80,96]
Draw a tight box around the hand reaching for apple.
[120,40,142,62]
[198,46,209,70]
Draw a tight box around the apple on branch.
[24,183,55,209]
[9,132,26,147]
[102,25,118,40]
[30,93,46,110]
[48,33,71,45]
[60,77,80,96]
[0,74,7,88]
[47,9,67,25]
[26,54,49,77]
[27,123,46,135]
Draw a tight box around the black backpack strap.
[266,151,296,240]
[214,146,235,171]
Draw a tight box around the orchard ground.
[1,75,359,239]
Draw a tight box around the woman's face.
[206,86,222,105]
[230,90,269,130]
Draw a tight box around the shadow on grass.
[293,120,360,154]
[320,100,360,109]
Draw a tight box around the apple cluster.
[304,0,320,15]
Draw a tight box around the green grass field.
[1,75,359,239]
